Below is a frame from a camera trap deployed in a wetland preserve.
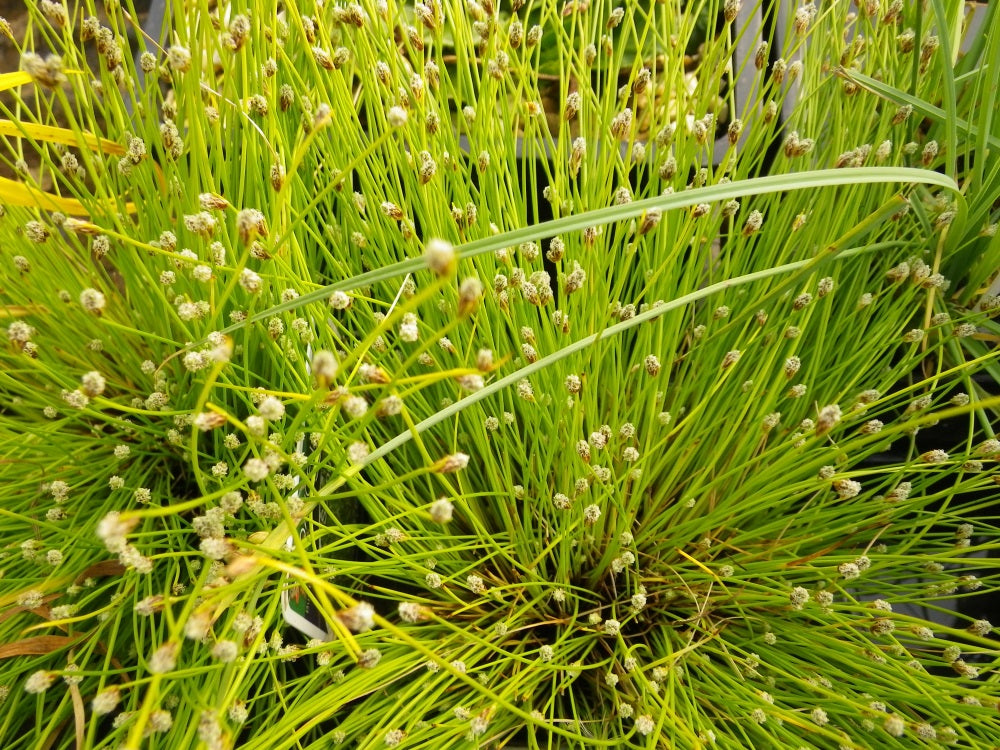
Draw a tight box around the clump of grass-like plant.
[1,0,999,748]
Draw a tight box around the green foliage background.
[0,0,998,748]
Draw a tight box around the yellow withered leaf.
[0,71,33,92]
[0,120,125,155]
[0,305,48,319]
[0,68,90,93]
[0,176,135,216]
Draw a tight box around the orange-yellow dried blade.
[0,176,135,215]
[68,681,86,750]
[0,71,32,92]
[0,635,79,659]
[0,119,125,155]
